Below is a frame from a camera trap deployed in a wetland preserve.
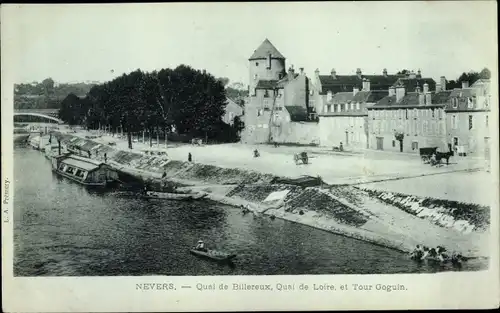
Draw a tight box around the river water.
[13,146,485,276]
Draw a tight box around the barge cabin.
[51,154,119,187]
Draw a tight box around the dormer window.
[264,90,269,98]
[467,97,473,109]
[452,98,458,108]
[327,91,333,101]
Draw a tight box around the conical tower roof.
[249,38,286,60]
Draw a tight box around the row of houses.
[239,39,492,158]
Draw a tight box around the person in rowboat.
[195,240,207,252]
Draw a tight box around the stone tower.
[248,39,286,91]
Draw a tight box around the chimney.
[353,87,359,96]
[383,68,388,77]
[423,82,429,93]
[419,92,425,105]
[440,76,446,91]
[388,86,396,97]
[417,69,422,78]
[288,66,295,77]
[362,78,371,91]
[299,67,304,75]
[396,85,405,102]
[425,92,432,105]
[462,81,469,89]
[331,68,337,79]
[356,68,362,79]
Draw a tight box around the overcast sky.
[2,2,497,86]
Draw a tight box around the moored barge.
[51,153,119,187]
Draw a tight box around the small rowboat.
[115,191,207,201]
[144,191,207,201]
[190,249,237,262]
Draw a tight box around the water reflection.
[14,147,487,276]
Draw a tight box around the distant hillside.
[14,80,95,109]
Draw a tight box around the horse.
[435,150,453,165]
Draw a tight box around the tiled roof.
[277,73,299,87]
[226,97,245,110]
[330,92,354,104]
[393,78,436,92]
[433,90,453,104]
[449,88,476,98]
[371,91,451,109]
[249,39,285,60]
[446,89,482,111]
[255,80,279,90]
[363,75,400,89]
[285,106,308,122]
[318,74,399,94]
[352,90,389,103]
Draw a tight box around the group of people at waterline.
[410,245,465,266]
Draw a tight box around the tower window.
[267,54,271,69]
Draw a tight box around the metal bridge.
[14,110,63,124]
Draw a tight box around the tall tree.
[59,93,83,125]
[57,65,232,143]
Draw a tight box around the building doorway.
[411,141,419,151]
[376,137,384,150]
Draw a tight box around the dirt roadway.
[74,130,488,204]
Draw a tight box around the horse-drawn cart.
[419,147,438,164]
[294,152,309,165]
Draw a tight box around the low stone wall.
[271,121,320,146]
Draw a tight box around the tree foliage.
[446,67,491,89]
[58,93,86,125]
[58,65,239,143]
[14,79,96,110]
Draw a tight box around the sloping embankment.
[51,132,489,257]
[54,132,277,186]
[220,184,488,257]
